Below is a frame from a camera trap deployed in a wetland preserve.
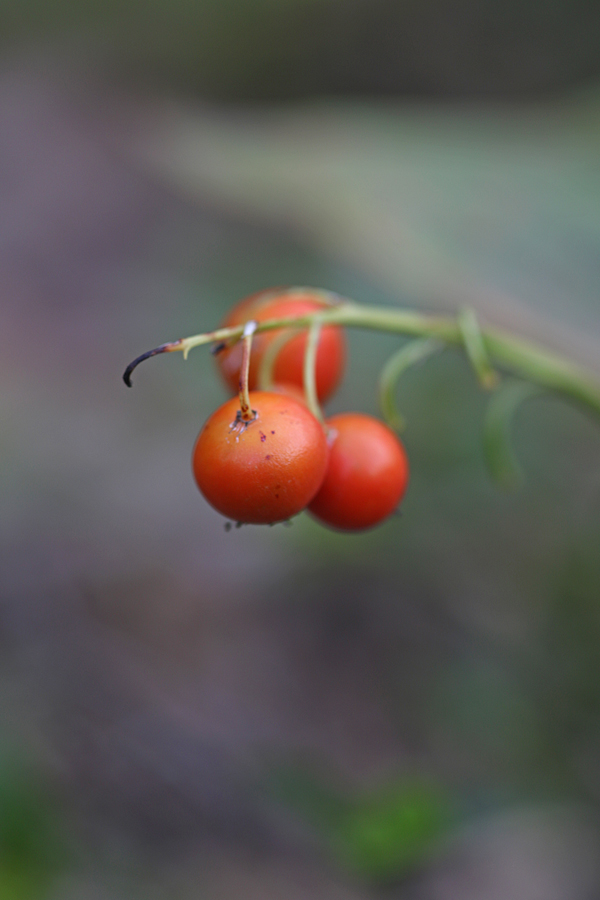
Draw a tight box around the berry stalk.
[238,320,257,422]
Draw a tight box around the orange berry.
[192,391,328,524]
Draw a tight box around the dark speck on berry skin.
[260,431,266,442]
[265,454,272,460]
[271,430,275,434]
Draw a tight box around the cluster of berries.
[192,289,409,531]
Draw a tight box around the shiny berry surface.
[192,391,328,524]
[308,413,409,531]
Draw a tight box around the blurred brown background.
[1,2,600,898]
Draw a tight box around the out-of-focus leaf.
[268,766,452,884]
[330,779,451,883]
[0,751,64,899]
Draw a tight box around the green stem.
[123,301,600,422]
[303,318,325,424]
[457,307,499,390]
[379,338,444,431]
[257,328,299,390]
[483,381,543,491]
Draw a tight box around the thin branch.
[122,302,600,422]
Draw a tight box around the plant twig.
[123,301,600,422]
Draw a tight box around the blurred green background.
[1,1,600,898]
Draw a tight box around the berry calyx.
[308,413,409,531]
[192,391,328,525]
[216,288,346,402]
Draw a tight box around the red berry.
[192,391,328,525]
[270,381,309,406]
[308,413,409,530]
[217,289,346,403]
